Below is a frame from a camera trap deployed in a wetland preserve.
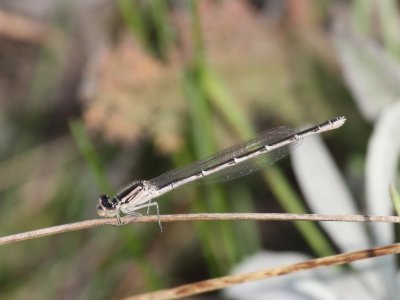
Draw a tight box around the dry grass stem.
[126,242,400,300]
[1,213,400,246]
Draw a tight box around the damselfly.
[97,116,346,228]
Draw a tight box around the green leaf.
[390,184,400,217]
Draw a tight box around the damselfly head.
[97,194,118,217]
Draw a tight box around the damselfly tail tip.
[331,116,346,129]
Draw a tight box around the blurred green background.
[1,0,399,299]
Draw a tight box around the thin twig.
[1,212,400,246]
[125,242,400,300]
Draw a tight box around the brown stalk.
[124,242,400,300]
[1,212,400,246]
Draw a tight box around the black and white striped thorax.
[97,181,157,217]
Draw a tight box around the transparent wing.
[149,126,299,188]
[202,143,296,183]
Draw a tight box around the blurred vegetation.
[1,0,398,299]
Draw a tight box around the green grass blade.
[69,119,111,193]
[202,67,335,256]
[390,184,400,217]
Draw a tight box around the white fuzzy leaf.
[290,132,387,292]
[224,251,379,300]
[291,133,368,251]
[365,101,400,244]
[332,31,400,121]
[364,101,400,298]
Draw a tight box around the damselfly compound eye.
[97,195,117,217]
[99,194,113,208]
